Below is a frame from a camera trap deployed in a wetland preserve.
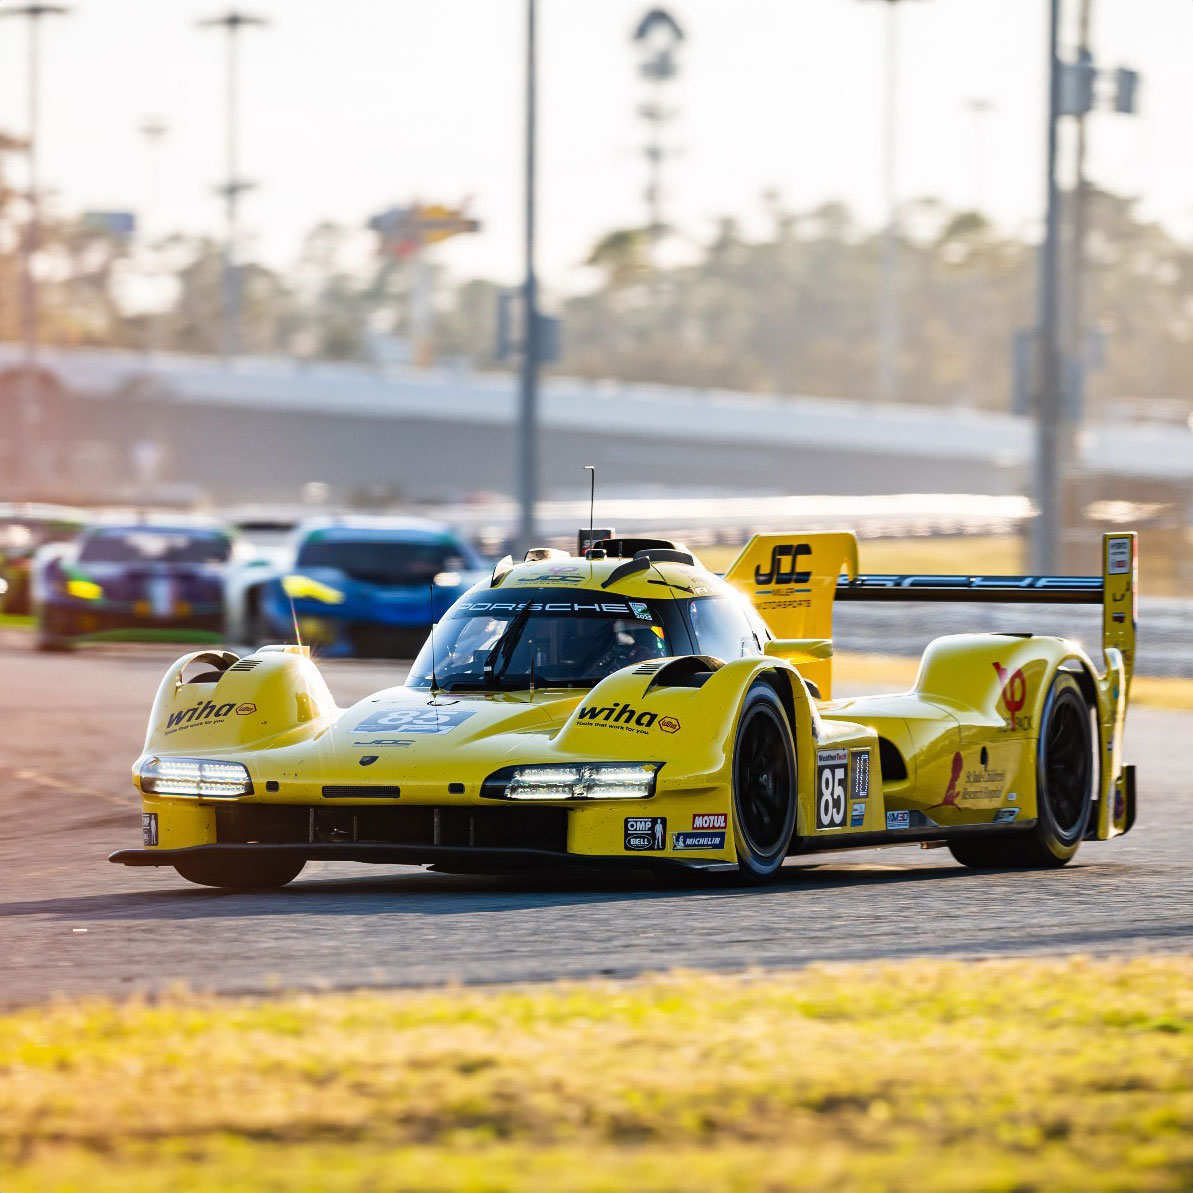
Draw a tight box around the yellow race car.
[110,530,1137,889]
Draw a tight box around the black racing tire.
[949,671,1096,870]
[731,680,797,881]
[174,853,305,890]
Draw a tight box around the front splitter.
[108,842,738,874]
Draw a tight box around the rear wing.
[724,531,1137,699]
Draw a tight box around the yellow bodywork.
[129,531,1137,871]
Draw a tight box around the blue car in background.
[34,521,233,650]
[237,517,487,658]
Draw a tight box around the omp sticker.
[1107,537,1132,575]
[625,816,666,851]
[886,810,910,831]
[692,813,727,830]
[142,812,158,846]
[850,801,866,827]
[851,749,871,800]
[352,708,476,735]
[671,831,726,851]
[993,808,1020,823]
[816,748,849,829]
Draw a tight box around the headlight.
[66,577,103,600]
[482,762,660,801]
[433,571,461,587]
[140,756,254,798]
[282,574,345,604]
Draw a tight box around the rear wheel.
[174,852,305,890]
[731,681,797,880]
[949,671,1095,869]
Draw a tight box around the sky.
[0,0,1190,296]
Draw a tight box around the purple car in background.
[34,522,234,651]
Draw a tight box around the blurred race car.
[110,529,1136,890]
[0,503,86,615]
[227,516,487,658]
[34,520,235,650]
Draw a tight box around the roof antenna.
[584,464,596,556]
[288,590,303,650]
[428,583,442,699]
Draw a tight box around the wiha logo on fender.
[754,543,812,586]
[165,699,237,732]
[577,702,661,729]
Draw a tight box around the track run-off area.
[2,633,1191,1007]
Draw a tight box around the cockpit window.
[407,588,685,690]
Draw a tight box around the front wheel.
[731,680,797,880]
[949,671,1096,870]
[174,852,305,890]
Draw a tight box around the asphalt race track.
[1,633,1190,1007]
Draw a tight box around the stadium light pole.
[1031,0,1064,574]
[516,0,539,556]
[198,11,266,364]
[858,0,925,404]
[0,4,69,491]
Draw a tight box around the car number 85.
[816,749,849,829]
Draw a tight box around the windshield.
[296,535,468,587]
[78,529,231,565]
[407,588,684,690]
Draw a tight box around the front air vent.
[322,785,401,799]
[632,660,669,675]
[229,659,263,672]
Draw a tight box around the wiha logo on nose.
[166,700,237,730]
[577,702,660,728]
[754,543,812,586]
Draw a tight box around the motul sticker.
[692,813,726,830]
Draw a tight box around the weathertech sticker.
[625,817,666,851]
[671,831,726,851]
[353,708,476,735]
[816,748,849,829]
[142,813,158,846]
[851,749,871,800]
[886,810,910,831]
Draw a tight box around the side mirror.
[762,638,834,664]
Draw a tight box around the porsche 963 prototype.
[110,530,1137,888]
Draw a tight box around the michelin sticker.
[671,831,726,851]
[353,708,476,735]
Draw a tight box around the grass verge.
[2,957,1192,1193]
